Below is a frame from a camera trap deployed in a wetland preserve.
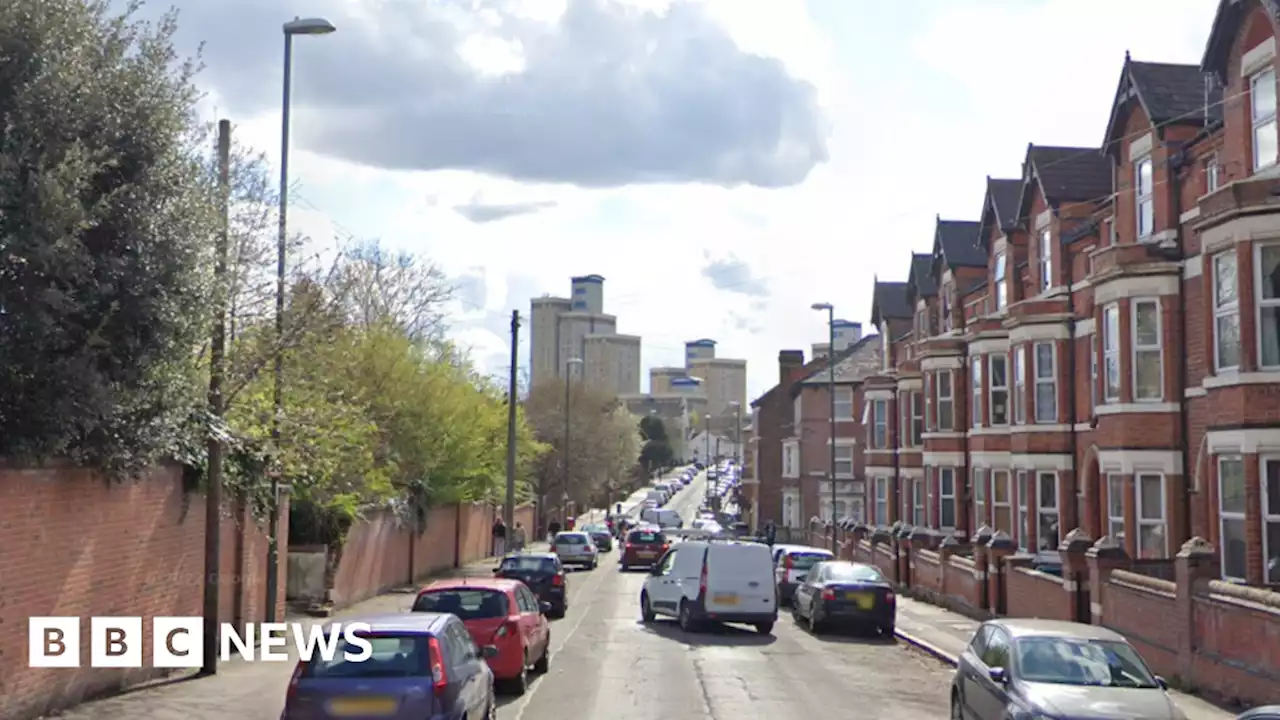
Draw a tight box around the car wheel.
[808,601,824,633]
[790,601,804,625]
[755,621,774,635]
[879,621,896,639]
[532,638,550,673]
[485,697,497,720]
[640,591,656,622]
[950,691,963,720]
[505,659,528,696]
[678,600,698,633]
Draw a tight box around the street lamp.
[268,15,335,624]
[562,358,583,525]
[811,302,838,553]
[729,401,743,465]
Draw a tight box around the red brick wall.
[1190,591,1280,704]
[1099,571,1181,679]
[1004,566,1070,620]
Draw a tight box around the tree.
[0,0,217,475]
[638,416,674,474]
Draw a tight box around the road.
[48,469,952,720]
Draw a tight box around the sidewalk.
[893,596,1238,720]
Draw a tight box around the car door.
[795,562,823,611]
[973,627,1013,720]
[445,621,484,717]
[648,547,682,611]
[518,586,547,655]
[957,625,992,719]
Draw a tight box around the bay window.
[937,371,954,431]
[1036,472,1059,553]
[1136,473,1167,558]
[1033,342,1057,423]
[834,443,853,478]
[1012,347,1026,424]
[971,357,983,428]
[911,391,923,445]
[1132,299,1163,400]
[1252,67,1277,171]
[1263,457,1280,583]
[1103,304,1121,401]
[1015,470,1029,550]
[1090,334,1099,412]
[869,399,888,448]
[1219,456,1247,580]
[973,467,988,530]
[989,354,1008,425]
[899,391,912,447]
[1135,156,1154,238]
[874,477,889,525]
[925,373,934,431]
[1258,243,1280,368]
[942,290,953,332]
[1039,228,1053,291]
[994,252,1008,310]
[912,476,925,526]
[1107,474,1125,540]
[1214,251,1241,371]
[940,468,956,530]
[992,470,1011,536]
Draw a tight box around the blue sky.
[172,0,1219,399]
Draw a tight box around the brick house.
[748,350,824,533]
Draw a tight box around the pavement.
[893,595,1239,720]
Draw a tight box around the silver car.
[552,531,598,569]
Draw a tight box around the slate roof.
[1203,0,1255,82]
[870,280,911,325]
[908,253,937,299]
[1016,144,1113,217]
[1104,55,1221,150]
[934,218,986,268]
[798,335,882,387]
[978,177,1022,249]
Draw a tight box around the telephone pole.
[504,311,520,532]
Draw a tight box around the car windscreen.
[788,552,833,570]
[412,589,509,620]
[302,634,429,678]
[500,556,558,574]
[627,530,665,544]
[582,524,608,533]
[824,564,885,582]
[1014,637,1160,688]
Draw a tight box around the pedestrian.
[764,520,776,547]
[548,519,561,540]
[492,515,507,557]
[512,522,527,551]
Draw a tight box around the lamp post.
[729,401,742,464]
[268,16,335,624]
[562,358,582,525]
[811,302,838,553]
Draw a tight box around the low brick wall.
[1188,582,1280,705]
[1099,570,1179,678]
[1004,564,1070,620]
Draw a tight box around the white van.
[640,507,682,528]
[639,540,777,634]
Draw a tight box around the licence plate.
[712,593,738,605]
[847,592,874,610]
[637,550,655,557]
[327,697,397,716]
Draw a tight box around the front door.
[648,548,682,611]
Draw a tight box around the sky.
[152,0,1220,400]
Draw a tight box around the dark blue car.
[282,612,497,720]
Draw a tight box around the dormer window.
[1252,67,1277,172]
[1038,229,1053,291]
[1135,156,1154,239]
[994,252,1008,310]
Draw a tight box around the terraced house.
[860,0,1280,586]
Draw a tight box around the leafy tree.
[638,416,674,474]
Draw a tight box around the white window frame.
[833,442,854,479]
[942,290,952,333]
[1039,228,1053,291]
[992,470,1011,537]
[911,391,923,446]
[782,441,799,479]
[973,467,988,531]
[1015,470,1029,551]
[899,391,911,448]
[793,395,803,429]
[994,252,1008,310]
[971,356,983,428]
[1036,471,1059,556]
[939,468,956,531]
[1103,303,1121,401]
[1218,455,1247,581]
[924,372,934,432]
[1090,333,1099,412]
[912,476,925,527]
[989,354,1008,425]
[1256,242,1280,369]
[1261,456,1280,584]
[1033,341,1057,424]
[1131,298,1163,401]
[936,370,954,431]
[834,386,854,420]
[783,493,798,529]
[871,399,888,448]
[1252,67,1277,172]
[874,477,889,525]
[1214,251,1241,372]
[1106,473,1125,541]
[1135,155,1154,239]
[1135,472,1167,559]
[1205,155,1221,194]
[1012,347,1026,424]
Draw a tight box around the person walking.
[548,519,561,541]
[764,520,777,547]
[512,522,527,551]
[492,516,507,557]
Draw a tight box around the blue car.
[282,612,497,720]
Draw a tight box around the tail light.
[551,573,564,586]
[884,590,895,603]
[660,544,669,552]
[286,659,305,700]
[428,637,448,695]
[493,620,519,640]
[821,588,836,601]
[625,543,633,550]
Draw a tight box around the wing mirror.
[493,567,502,575]
[649,565,664,576]
[988,667,1008,684]
[1154,676,1167,689]
[482,644,499,659]
[539,601,552,615]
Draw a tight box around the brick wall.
[1003,565,1070,621]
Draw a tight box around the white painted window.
[1219,456,1247,580]
[1257,243,1280,368]
[1090,334,1099,412]
[1252,67,1277,171]
[994,252,1008,310]
[1262,457,1280,584]
[871,399,888,448]
[1103,303,1121,401]
[1015,470,1029,551]
[1037,471,1059,553]
[1107,473,1125,541]
[973,467,987,531]
[971,356,983,428]
[793,395,802,429]
[924,372,934,432]
[1132,299,1163,401]
[1136,473,1167,559]
[1039,228,1053,290]
[1012,347,1026,424]
[912,476,925,527]
[834,387,854,419]
[942,290,952,332]
[1205,155,1221,193]
[874,477,889,525]
[989,354,1008,425]
[936,370,954,431]
[783,494,798,528]
[939,468,956,530]
[782,442,799,479]
[833,443,853,478]
[899,390,911,448]
[1135,156,1154,239]
[992,470,1011,537]
[1033,342,1057,424]
[1214,251,1241,371]
[911,391,924,446]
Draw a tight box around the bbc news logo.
[28,617,374,668]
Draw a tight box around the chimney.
[778,349,805,386]
[831,320,863,352]
[811,342,830,360]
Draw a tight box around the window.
[973,468,988,530]
[834,443,853,478]
[1252,68,1277,171]
[924,373,934,432]
[899,391,911,448]
[874,477,889,525]
[1219,456,1247,580]
[942,290,952,332]
[937,371,954,431]
[1262,458,1280,583]
[1214,251,1241,371]
[1039,228,1053,290]
[1132,299,1162,400]
[971,357,983,428]
[783,443,798,478]
[871,399,888,448]
[1037,472,1059,553]
[911,391,924,445]
[1258,244,1280,368]
[1135,156,1154,238]
[989,354,1008,425]
[1012,347,1026,424]
[1033,342,1057,424]
[793,396,802,428]
[1205,156,1221,193]
[1103,304,1120,401]
[994,252,1008,310]
[1107,474,1125,541]
[834,387,854,419]
[1089,334,1099,412]
[938,468,956,529]
[783,494,798,528]
[1136,473,1166,559]
[992,470,1011,536]
[1015,471,1029,549]
[912,476,925,526]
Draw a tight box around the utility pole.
[504,311,520,533]
[201,119,231,676]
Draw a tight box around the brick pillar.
[1174,537,1219,684]
[987,530,1016,615]
[972,524,993,612]
[895,522,913,587]
[938,533,960,596]
[1057,527,1093,623]
[1084,535,1129,625]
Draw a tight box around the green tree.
[638,416,674,474]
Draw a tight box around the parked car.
[283,612,497,719]
[619,527,669,570]
[581,523,614,552]
[552,531,598,569]
[1237,708,1280,719]
[791,561,895,636]
[951,618,1183,720]
[640,539,776,634]
[640,507,683,529]
[772,545,835,606]
[493,552,567,618]
[412,579,551,695]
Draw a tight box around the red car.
[619,527,669,571]
[412,578,551,695]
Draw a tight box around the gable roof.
[1015,144,1113,219]
[977,177,1022,249]
[1103,53,1221,153]
[1203,0,1277,82]
[870,279,911,325]
[905,252,937,305]
[932,217,986,270]
[749,353,829,409]
[796,335,882,389]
